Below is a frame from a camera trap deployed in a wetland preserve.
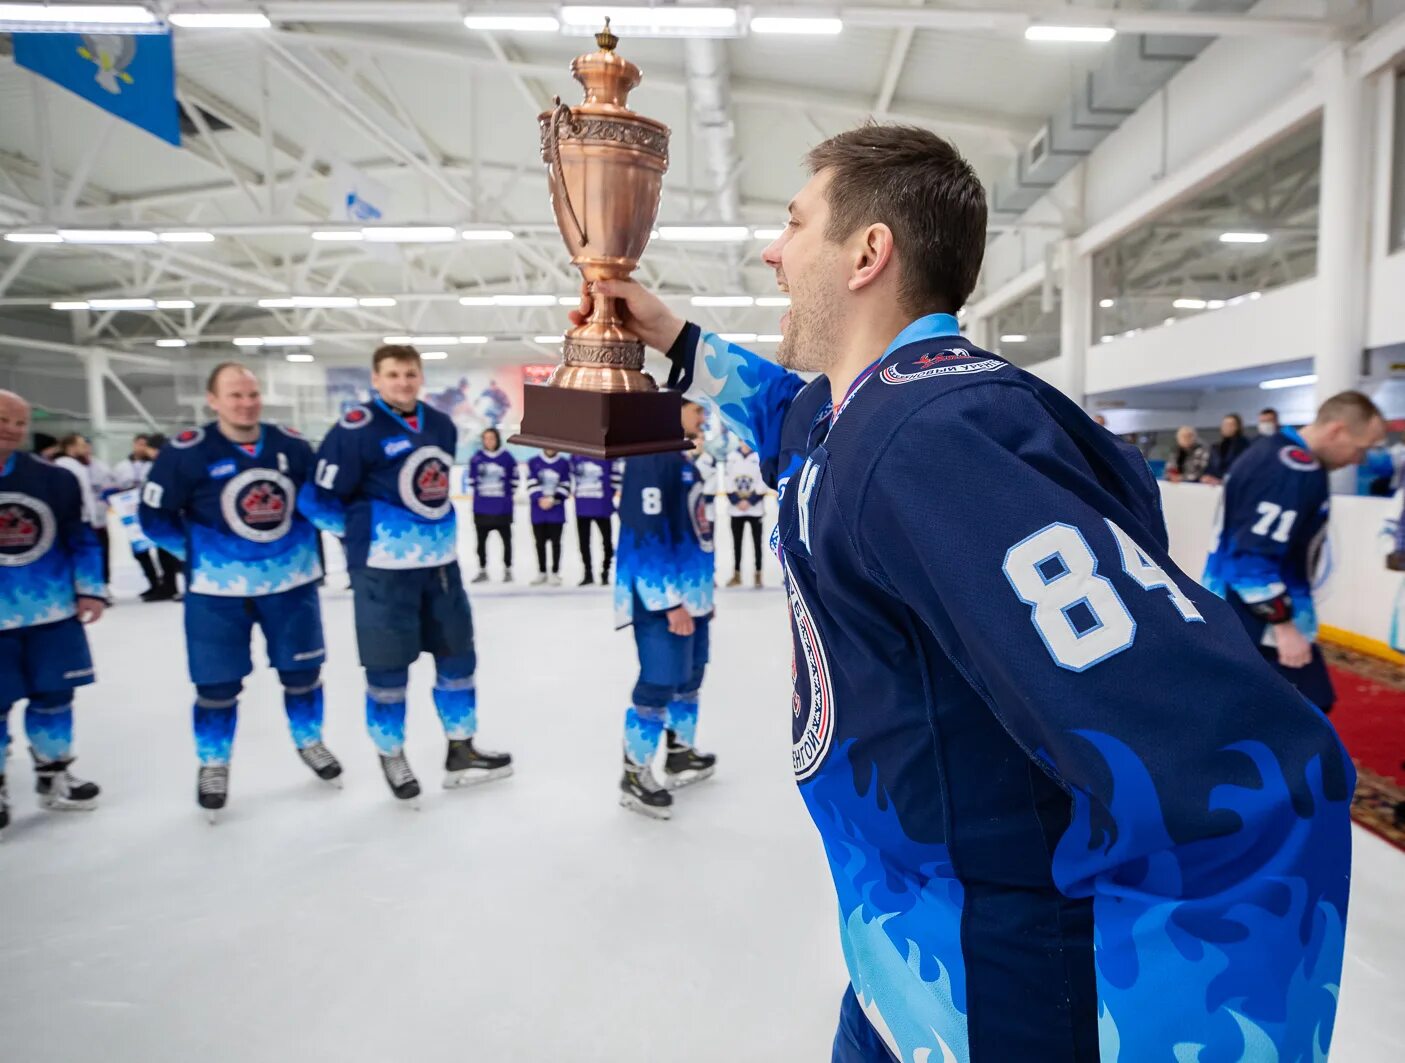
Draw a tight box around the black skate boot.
[297,741,344,786]
[197,765,229,823]
[0,775,9,836]
[663,734,717,790]
[620,761,672,820]
[444,738,513,789]
[379,750,421,804]
[579,572,595,586]
[32,753,100,811]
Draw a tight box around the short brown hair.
[1315,390,1383,429]
[373,344,421,372]
[58,432,86,454]
[206,361,254,395]
[805,123,987,316]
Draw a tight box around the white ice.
[1,508,1403,1061]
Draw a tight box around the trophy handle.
[547,100,588,249]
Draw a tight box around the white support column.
[1059,240,1092,406]
[86,350,109,444]
[1313,45,1374,490]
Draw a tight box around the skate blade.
[205,809,221,825]
[664,766,716,791]
[619,793,671,820]
[38,796,99,812]
[442,765,514,789]
[319,775,345,790]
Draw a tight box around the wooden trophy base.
[509,384,691,458]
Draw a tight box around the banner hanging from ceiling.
[13,31,181,147]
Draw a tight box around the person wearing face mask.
[140,363,342,819]
[1202,413,1250,485]
[1258,407,1281,437]
[1204,390,1387,712]
[300,345,512,805]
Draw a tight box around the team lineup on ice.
[4,124,1403,1062]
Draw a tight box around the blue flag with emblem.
[13,31,180,147]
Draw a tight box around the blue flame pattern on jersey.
[1202,427,1329,645]
[0,452,105,630]
[664,315,1354,1060]
[140,424,322,597]
[300,399,458,570]
[614,451,715,628]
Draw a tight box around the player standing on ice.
[300,345,511,804]
[0,390,105,834]
[579,125,1355,1061]
[140,363,342,820]
[613,401,717,819]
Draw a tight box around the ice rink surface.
[2,511,1403,1061]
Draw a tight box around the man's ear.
[849,223,895,293]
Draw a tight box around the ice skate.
[443,738,513,788]
[471,570,490,584]
[579,573,595,586]
[379,750,421,805]
[297,741,344,787]
[664,742,717,790]
[0,776,9,837]
[620,762,672,820]
[33,754,100,811]
[197,765,228,823]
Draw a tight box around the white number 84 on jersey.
[1003,519,1204,672]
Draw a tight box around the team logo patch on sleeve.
[220,469,296,543]
[0,493,56,566]
[339,406,372,430]
[398,446,454,519]
[881,349,1005,385]
[1278,446,1321,471]
[789,578,835,780]
[171,426,205,449]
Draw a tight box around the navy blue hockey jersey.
[299,399,458,571]
[1202,427,1329,646]
[614,451,714,628]
[0,451,105,630]
[669,316,1353,1062]
[140,423,322,597]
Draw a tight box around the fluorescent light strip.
[464,14,559,31]
[4,232,61,243]
[420,351,450,360]
[533,336,563,344]
[692,295,754,307]
[755,296,790,307]
[1000,334,1028,343]
[1172,298,1207,310]
[1219,231,1269,244]
[58,229,158,244]
[1098,298,1115,308]
[658,225,751,242]
[155,338,188,348]
[755,335,782,343]
[232,337,264,347]
[50,301,90,311]
[156,300,195,310]
[257,298,296,308]
[717,332,757,342]
[362,226,457,243]
[158,231,216,243]
[358,297,397,307]
[89,298,156,310]
[311,230,364,242]
[460,229,515,241]
[0,4,158,30]
[558,296,582,306]
[1260,374,1317,391]
[751,228,784,240]
[750,17,842,35]
[1025,25,1116,43]
[285,353,316,363]
[168,12,272,29]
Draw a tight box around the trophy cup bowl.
[509,22,690,457]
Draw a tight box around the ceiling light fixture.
[533,336,563,344]
[285,353,315,362]
[158,231,216,243]
[232,337,265,347]
[750,16,842,35]
[168,12,273,29]
[1098,298,1115,309]
[463,14,560,32]
[358,297,397,307]
[755,296,791,307]
[0,4,160,32]
[1260,374,1317,391]
[460,229,515,241]
[50,301,90,310]
[155,338,189,348]
[1000,334,1028,343]
[311,230,364,242]
[58,229,158,244]
[420,351,450,360]
[1025,25,1116,43]
[88,298,157,310]
[751,228,783,240]
[4,232,61,243]
[1172,298,1208,310]
[1219,231,1269,244]
[156,299,195,310]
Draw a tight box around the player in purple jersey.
[527,449,571,586]
[570,455,621,586]
[468,427,518,584]
[140,363,343,819]
[0,390,106,835]
[578,124,1354,1062]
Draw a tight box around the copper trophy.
[509,21,689,458]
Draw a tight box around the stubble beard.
[776,295,838,375]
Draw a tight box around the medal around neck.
[509,22,690,459]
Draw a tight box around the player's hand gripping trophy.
[509,21,690,458]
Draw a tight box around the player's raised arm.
[860,381,1353,1059]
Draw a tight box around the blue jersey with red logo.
[139,423,321,597]
[614,451,714,627]
[1202,428,1330,646]
[666,316,1353,1061]
[299,398,457,571]
[0,451,105,630]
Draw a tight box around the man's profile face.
[374,357,424,409]
[207,367,262,431]
[1317,416,1387,471]
[763,170,845,374]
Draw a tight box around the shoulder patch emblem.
[339,405,372,430]
[881,352,1004,385]
[1278,445,1321,472]
[171,426,205,449]
[276,423,303,439]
